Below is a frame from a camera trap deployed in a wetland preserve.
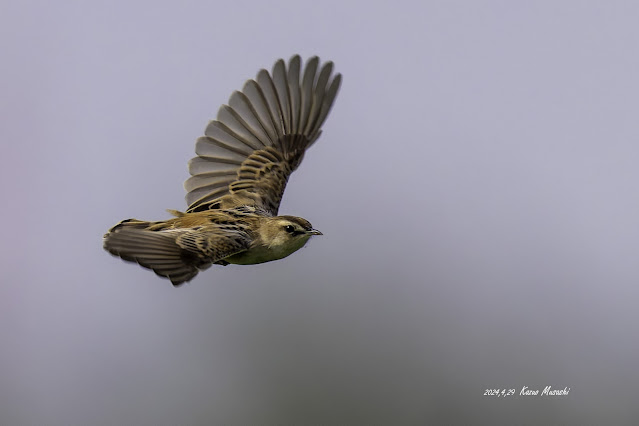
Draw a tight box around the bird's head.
[260,215,322,256]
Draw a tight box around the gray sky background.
[2,1,639,424]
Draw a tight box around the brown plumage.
[104,55,340,286]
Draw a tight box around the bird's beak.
[308,229,323,236]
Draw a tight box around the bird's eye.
[284,225,295,233]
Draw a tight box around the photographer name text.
[484,386,571,397]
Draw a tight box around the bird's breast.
[224,236,310,265]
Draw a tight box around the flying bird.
[103,55,341,286]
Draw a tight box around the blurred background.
[2,1,639,424]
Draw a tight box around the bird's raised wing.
[184,55,341,215]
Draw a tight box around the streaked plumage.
[103,55,341,286]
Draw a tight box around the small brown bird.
[103,55,341,286]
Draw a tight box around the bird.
[103,55,341,286]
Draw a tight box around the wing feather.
[184,55,341,214]
[216,106,265,150]
[104,223,251,286]
[202,121,256,155]
[229,90,273,144]
[104,228,203,286]
[272,58,292,135]
[299,56,318,135]
[287,55,301,134]
[311,72,342,140]
[242,80,279,143]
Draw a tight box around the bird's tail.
[103,219,203,286]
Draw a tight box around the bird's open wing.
[184,55,341,215]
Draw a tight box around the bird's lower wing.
[104,226,250,286]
